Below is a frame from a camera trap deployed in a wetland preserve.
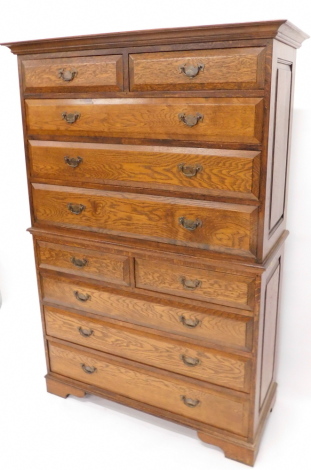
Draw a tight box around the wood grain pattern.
[129,47,265,91]
[46,375,86,398]
[29,140,260,200]
[22,55,123,93]
[25,98,264,144]
[49,341,249,436]
[41,277,252,350]
[32,184,258,257]
[45,307,250,391]
[37,240,130,285]
[135,258,255,310]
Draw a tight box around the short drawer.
[32,184,258,258]
[45,307,251,392]
[49,341,250,436]
[25,98,264,145]
[37,240,130,286]
[29,141,260,200]
[129,47,265,91]
[22,55,123,93]
[135,258,256,311]
[41,276,253,351]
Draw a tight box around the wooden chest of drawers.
[3,20,308,466]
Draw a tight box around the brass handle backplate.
[81,364,96,374]
[178,217,202,231]
[181,396,200,408]
[71,257,88,268]
[78,326,94,338]
[74,291,91,302]
[180,276,202,291]
[64,156,83,168]
[180,354,201,367]
[178,163,202,178]
[62,112,81,124]
[179,315,201,329]
[178,113,203,127]
[58,68,77,82]
[179,63,204,78]
[67,203,85,215]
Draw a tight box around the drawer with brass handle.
[29,140,260,201]
[22,55,123,93]
[25,97,264,144]
[129,47,265,91]
[49,340,250,436]
[41,279,253,351]
[45,307,251,391]
[37,240,131,286]
[135,258,256,311]
[32,184,258,257]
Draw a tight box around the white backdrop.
[0,2,310,469]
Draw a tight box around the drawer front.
[41,277,253,351]
[32,184,258,257]
[49,341,249,436]
[25,98,264,144]
[45,307,251,391]
[22,55,123,93]
[29,141,260,200]
[130,47,265,91]
[135,259,255,311]
[37,241,130,286]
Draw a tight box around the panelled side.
[262,41,296,260]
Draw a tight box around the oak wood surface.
[45,307,251,391]
[29,140,261,200]
[48,340,249,436]
[129,47,265,91]
[37,240,130,286]
[25,98,264,144]
[41,278,253,350]
[135,258,256,310]
[22,55,123,93]
[32,184,258,257]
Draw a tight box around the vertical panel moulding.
[259,258,281,409]
[269,61,292,235]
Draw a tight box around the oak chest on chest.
[3,20,308,466]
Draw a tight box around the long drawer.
[41,276,253,351]
[45,307,251,391]
[135,258,256,311]
[32,184,258,257]
[129,47,265,91]
[37,240,130,286]
[22,55,123,93]
[49,341,250,436]
[29,140,260,200]
[25,98,264,144]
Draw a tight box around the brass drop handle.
[178,113,203,127]
[179,315,200,329]
[78,326,94,337]
[81,364,96,374]
[71,257,88,268]
[180,354,201,367]
[178,217,202,231]
[181,396,200,408]
[62,112,81,124]
[64,156,83,168]
[180,276,202,290]
[74,291,91,302]
[179,63,204,78]
[67,203,85,215]
[178,163,202,178]
[58,68,77,82]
